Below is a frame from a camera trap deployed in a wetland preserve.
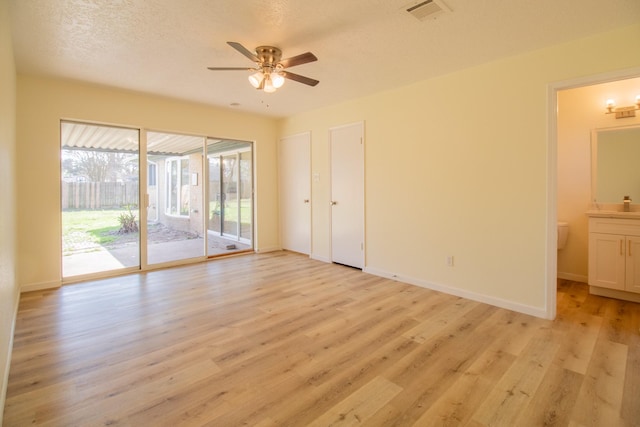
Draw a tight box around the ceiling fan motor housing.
[255,46,282,70]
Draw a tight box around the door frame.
[548,66,640,319]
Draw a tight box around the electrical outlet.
[446,256,454,267]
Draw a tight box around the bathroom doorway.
[551,68,640,316]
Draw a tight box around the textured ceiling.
[9,0,640,118]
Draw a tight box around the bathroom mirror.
[591,124,640,204]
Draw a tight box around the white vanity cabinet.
[588,216,640,294]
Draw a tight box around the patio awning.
[61,122,250,156]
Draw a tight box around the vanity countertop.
[586,210,640,219]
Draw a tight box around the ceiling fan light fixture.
[248,71,264,88]
[271,72,285,89]
[263,75,277,93]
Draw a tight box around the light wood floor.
[4,251,640,426]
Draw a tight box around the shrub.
[118,206,139,234]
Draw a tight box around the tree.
[62,149,137,182]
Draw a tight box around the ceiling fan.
[208,41,319,93]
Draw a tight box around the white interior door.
[279,133,311,254]
[330,122,364,269]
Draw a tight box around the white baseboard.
[21,280,61,293]
[310,254,331,263]
[557,272,588,283]
[255,246,281,253]
[363,266,549,319]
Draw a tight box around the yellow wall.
[279,24,640,317]
[557,78,640,282]
[16,75,280,290]
[11,21,640,316]
[0,0,18,419]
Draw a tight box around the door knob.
[304,199,310,203]
[331,201,337,205]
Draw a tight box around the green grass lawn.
[209,198,252,221]
[62,208,139,255]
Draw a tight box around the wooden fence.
[61,181,139,210]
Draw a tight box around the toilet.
[557,222,569,250]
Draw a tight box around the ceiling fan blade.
[207,67,255,71]
[281,71,319,87]
[279,52,317,69]
[227,41,259,63]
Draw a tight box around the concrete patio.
[63,234,251,277]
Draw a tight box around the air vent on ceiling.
[406,0,451,21]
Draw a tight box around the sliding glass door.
[61,121,140,278]
[207,139,253,255]
[146,132,205,265]
[239,150,253,242]
[61,123,253,280]
[221,154,240,240]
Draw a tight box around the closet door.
[279,133,311,254]
[330,122,364,269]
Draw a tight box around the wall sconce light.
[605,95,640,119]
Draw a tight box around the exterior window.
[165,158,189,216]
[148,163,157,186]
